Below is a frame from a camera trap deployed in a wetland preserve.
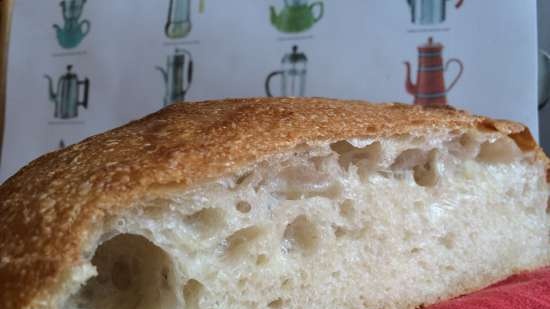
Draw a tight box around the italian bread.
[0,97,548,309]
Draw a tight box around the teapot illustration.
[265,45,307,97]
[156,49,193,106]
[407,0,464,25]
[270,0,323,33]
[165,0,205,39]
[53,0,90,49]
[45,65,90,119]
[539,50,550,110]
[404,37,463,106]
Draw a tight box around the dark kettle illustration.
[270,0,323,33]
[45,65,90,119]
[539,50,550,110]
[407,0,464,25]
[53,0,90,49]
[157,49,193,106]
[404,37,463,106]
[265,45,307,97]
[165,0,205,39]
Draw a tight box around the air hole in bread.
[279,165,328,186]
[330,141,356,164]
[391,149,427,170]
[182,279,204,309]
[439,233,456,249]
[235,171,253,185]
[333,225,347,238]
[333,225,369,240]
[184,208,225,238]
[477,137,521,163]
[330,141,381,175]
[377,170,393,179]
[339,199,355,219]
[283,215,319,255]
[273,164,340,200]
[234,170,262,190]
[448,133,481,159]
[267,298,283,308]
[236,201,252,213]
[115,218,126,229]
[458,133,481,156]
[413,150,440,187]
[142,204,168,219]
[275,183,342,201]
[392,149,440,187]
[224,226,264,260]
[256,254,269,266]
[66,234,178,309]
[281,278,292,290]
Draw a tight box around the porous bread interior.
[60,129,550,309]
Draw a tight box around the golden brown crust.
[0,97,545,309]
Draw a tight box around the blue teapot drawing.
[53,0,90,49]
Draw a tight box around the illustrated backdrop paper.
[1,0,538,180]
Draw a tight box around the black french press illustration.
[265,45,307,97]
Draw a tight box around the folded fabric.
[428,268,550,309]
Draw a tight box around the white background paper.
[1,0,539,181]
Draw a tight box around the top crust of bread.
[0,97,545,309]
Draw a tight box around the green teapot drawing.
[270,0,324,33]
[53,0,90,49]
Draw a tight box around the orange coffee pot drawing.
[404,37,463,105]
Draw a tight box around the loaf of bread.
[0,98,548,309]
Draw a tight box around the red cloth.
[428,268,550,309]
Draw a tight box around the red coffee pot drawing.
[404,37,463,105]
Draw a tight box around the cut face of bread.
[1,99,548,309]
[60,130,549,309]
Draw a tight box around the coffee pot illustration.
[265,45,307,97]
[270,0,323,33]
[53,0,90,49]
[165,0,205,39]
[407,0,464,25]
[156,49,193,106]
[45,65,90,119]
[539,50,550,110]
[404,37,463,106]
